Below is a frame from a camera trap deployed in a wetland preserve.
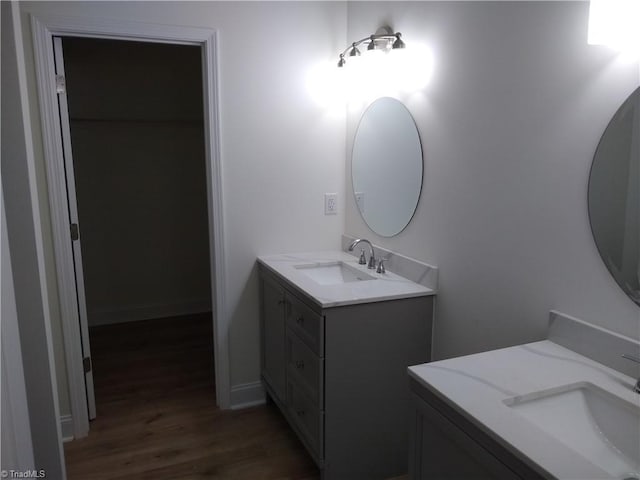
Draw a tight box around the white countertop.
[409,340,640,479]
[257,251,434,308]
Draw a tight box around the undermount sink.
[294,261,377,285]
[504,382,640,479]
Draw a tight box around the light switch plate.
[325,193,338,215]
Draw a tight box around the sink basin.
[504,382,640,479]
[295,261,377,285]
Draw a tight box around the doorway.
[57,35,213,424]
[31,15,229,441]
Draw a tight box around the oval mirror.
[352,97,423,237]
[588,86,640,306]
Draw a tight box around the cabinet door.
[261,275,286,402]
[409,392,522,480]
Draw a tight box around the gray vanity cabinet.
[259,265,434,480]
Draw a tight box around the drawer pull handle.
[296,316,304,325]
[295,360,304,369]
[296,409,305,417]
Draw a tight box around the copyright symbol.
[1,470,8,478]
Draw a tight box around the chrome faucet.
[348,238,376,269]
[622,353,640,393]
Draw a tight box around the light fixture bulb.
[392,33,406,49]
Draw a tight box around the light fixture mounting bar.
[337,26,405,67]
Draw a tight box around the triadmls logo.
[1,471,46,479]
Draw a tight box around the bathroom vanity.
[408,312,640,480]
[258,251,436,480]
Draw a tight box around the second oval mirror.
[588,86,640,306]
[352,97,423,237]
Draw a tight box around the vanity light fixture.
[337,26,405,67]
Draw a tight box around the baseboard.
[60,414,74,443]
[230,381,266,410]
[88,300,212,326]
[60,384,265,441]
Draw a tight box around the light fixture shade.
[349,43,361,57]
[367,36,376,51]
[392,33,406,49]
[337,55,346,67]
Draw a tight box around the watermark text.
[1,471,46,479]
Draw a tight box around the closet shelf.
[69,118,203,125]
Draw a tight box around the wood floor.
[64,314,319,480]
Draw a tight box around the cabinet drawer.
[286,293,324,355]
[287,330,324,408]
[287,380,324,460]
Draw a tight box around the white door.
[53,36,96,420]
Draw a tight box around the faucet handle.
[622,354,640,394]
[376,259,386,274]
[358,248,367,265]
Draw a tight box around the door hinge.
[83,357,92,373]
[55,74,66,94]
[70,223,79,241]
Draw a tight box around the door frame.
[31,14,230,439]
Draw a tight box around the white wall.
[19,1,347,415]
[345,1,640,360]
